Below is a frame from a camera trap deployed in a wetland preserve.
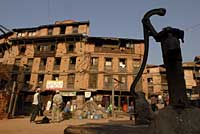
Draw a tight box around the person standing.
[150,95,158,112]
[51,90,63,123]
[30,86,42,122]
[128,101,134,120]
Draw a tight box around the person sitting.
[64,101,71,113]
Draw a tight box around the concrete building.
[0,20,144,115]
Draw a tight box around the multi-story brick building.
[0,20,144,115]
[144,65,168,97]
[144,57,200,101]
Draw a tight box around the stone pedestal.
[150,106,200,134]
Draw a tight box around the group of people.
[30,86,66,123]
[30,87,164,123]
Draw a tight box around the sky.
[0,0,200,64]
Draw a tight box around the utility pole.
[7,81,16,118]
[112,78,124,118]
[111,85,115,118]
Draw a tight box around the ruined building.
[0,20,144,115]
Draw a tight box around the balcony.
[90,65,98,72]
[94,47,134,54]
[119,66,127,73]
[104,66,112,71]
[34,51,56,57]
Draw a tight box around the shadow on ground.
[64,120,150,134]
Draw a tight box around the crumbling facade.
[145,59,200,101]
[145,65,168,97]
[0,20,144,115]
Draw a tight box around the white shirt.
[32,92,39,105]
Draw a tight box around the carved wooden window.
[67,73,75,88]
[52,74,59,80]
[90,57,98,70]
[60,26,66,34]
[38,74,44,83]
[105,58,112,70]
[147,78,153,84]
[69,57,76,70]
[89,73,98,88]
[24,74,31,84]
[72,26,78,33]
[54,57,61,70]
[35,42,56,52]
[23,58,33,72]
[39,58,47,70]
[48,28,53,35]
[104,75,113,89]
[28,31,36,36]
[133,59,140,74]
[67,43,75,53]
[118,75,127,90]
[19,45,26,55]
[17,32,26,37]
[119,58,126,72]
[50,43,56,51]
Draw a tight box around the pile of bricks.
[0,91,9,119]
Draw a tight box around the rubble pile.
[73,100,108,119]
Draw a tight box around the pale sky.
[0,0,200,64]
